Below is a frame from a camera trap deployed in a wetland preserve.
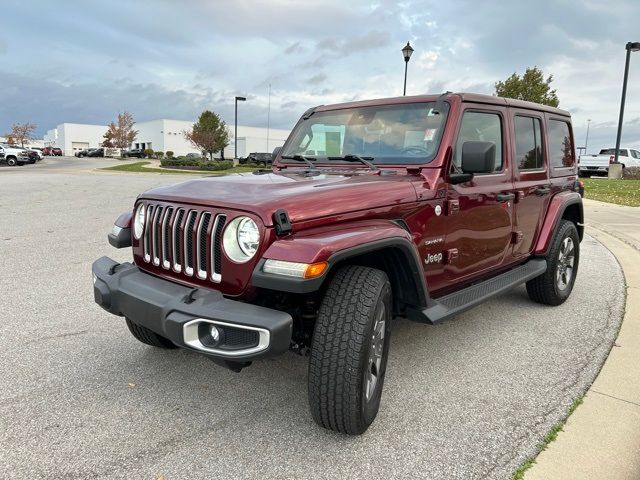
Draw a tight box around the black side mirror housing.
[461,141,496,174]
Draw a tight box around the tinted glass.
[514,116,544,170]
[548,120,574,168]
[454,111,503,172]
[281,102,449,165]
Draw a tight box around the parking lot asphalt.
[0,158,625,479]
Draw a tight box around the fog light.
[210,325,220,342]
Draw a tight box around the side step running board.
[409,259,547,324]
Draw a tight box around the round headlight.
[223,216,260,263]
[237,217,260,257]
[133,203,145,239]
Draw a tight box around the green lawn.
[100,161,258,175]
[582,178,640,207]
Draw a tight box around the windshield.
[281,102,449,165]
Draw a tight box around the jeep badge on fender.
[92,93,583,435]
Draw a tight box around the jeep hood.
[141,170,419,226]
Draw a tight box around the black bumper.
[92,256,292,363]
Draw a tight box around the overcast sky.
[2,0,639,152]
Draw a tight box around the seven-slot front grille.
[142,204,226,283]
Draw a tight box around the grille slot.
[172,208,185,272]
[161,207,173,269]
[183,210,197,276]
[143,205,154,262]
[196,212,212,279]
[211,215,226,283]
[152,206,163,266]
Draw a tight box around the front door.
[510,112,550,256]
[444,106,514,285]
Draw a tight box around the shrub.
[160,158,233,171]
[143,148,154,158]
[166,151,174,159]
[623,166,640,180]
[153,151,164,159]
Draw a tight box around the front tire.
[125,318,177,349]
[308,265,392,435]
[526,220,580,306]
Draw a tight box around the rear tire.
[125,318,177,349]
[308,265,392,435]
[527,220,580,306]
[7,157,16,167]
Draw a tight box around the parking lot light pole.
[402,42,414,96]
[585,118,591,154]
[235,96,246,159]
[613,42,640,164]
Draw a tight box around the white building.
[44,123,109,156]
[43,120,290,158]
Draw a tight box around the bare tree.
[102,112,138,149]
[4,122,37,147]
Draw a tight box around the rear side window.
[548,120,574,168]
[514,116,544,170]
[600,148,628,157]
[454,111,503,172]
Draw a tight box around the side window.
[454,111,503,172]
[632,150,640,159]
[548,120,574,168]
[514,116,544,170]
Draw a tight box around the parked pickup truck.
[578,147,640,177]
[92,93,584,434]
[0,144,30,166]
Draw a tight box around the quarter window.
[514,116,544,170]
[548,120,574,168]
[454,111,503,172]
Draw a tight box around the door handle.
[496,193,515,203]
[535,186,551,196]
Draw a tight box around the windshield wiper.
[281,154,317,170]
[327,154,378,170]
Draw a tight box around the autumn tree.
[184,110,230,161]
[102,112,138,149]
[495,66,560,107]
[4,122,37,147]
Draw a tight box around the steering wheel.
[400,145,429,156]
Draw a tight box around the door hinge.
[447,200,460,216]
[446,248,459,264]
[511,231,524,244]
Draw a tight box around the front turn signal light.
[263,259,328,279]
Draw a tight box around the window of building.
[454,111,503,172]
[548,120,574,168]
[514,116,544,170]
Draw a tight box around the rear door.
[444,105,514,284]
[510,110,550,257]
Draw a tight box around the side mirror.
[272,146,282,161]
[461,141,496,174]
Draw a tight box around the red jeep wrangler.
[93,93,583,434]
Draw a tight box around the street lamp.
[584,118,591,155]
[234,96,246,159]
[613,42,640,164]
[401,41,414,96]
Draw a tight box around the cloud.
[0,0,639,151]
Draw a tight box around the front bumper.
[92,256,292,363]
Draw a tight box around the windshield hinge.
[273,209,293,236]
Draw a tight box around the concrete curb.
[524,226,640,480]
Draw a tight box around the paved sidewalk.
[526,199,640,480]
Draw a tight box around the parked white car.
[578,148,640,177]
[0,144,30,166]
